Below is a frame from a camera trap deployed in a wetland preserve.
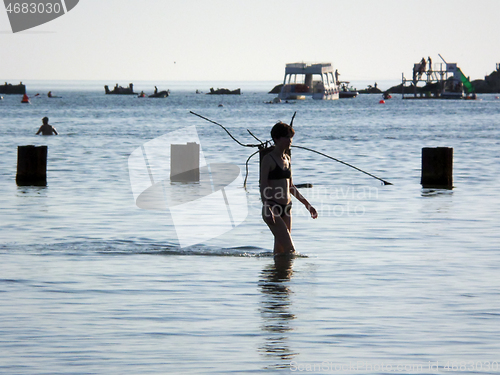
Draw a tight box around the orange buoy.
[379,99,385,104]
[21,94,30,103]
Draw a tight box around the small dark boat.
[339,81,359,98]
[339,90,358,98]
[149,89,170,98]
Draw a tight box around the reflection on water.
[421,188,454,197]
[258,260,297,369]
[16,185,48,198]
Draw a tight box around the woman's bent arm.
[290,184,318,219]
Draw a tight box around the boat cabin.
[279,63,340,100]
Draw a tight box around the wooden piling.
[16,145,48,186]
[421,147,453,189]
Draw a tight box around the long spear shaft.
[189,111,258,148]
[190,111,392,185]
[291,145,392,185]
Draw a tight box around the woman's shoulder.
[262,152,275,164]
[260,152,273,170]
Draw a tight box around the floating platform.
[0,82,26,95]
[105,83,136,95]
[401,55,476,100]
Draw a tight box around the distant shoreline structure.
[0,82,26,95]
[5,69,500,94]
[0,79,402,93]
[386,62,500,95]
[104,83,136,95]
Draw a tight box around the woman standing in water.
[260,122,318,258]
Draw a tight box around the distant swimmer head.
[271,121,295,143]
[42,117,49,124]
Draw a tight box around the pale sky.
[1,0,499,83]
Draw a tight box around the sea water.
[1,83,500,374]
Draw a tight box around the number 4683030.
[5,2,62,14]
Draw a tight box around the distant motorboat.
[149,89,170,98]
[339,81,359,98]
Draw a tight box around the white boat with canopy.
[279,63,340,100]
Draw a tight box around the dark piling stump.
[16,145,48,186]
[421,147,453,189]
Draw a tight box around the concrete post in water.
[16,145,48,186]
[421,147,453,189]
[170,142,200,182]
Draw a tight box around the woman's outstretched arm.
[290,184,318,219]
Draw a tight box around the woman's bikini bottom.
[266,199,292,217]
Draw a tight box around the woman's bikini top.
[268,154,291,180]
